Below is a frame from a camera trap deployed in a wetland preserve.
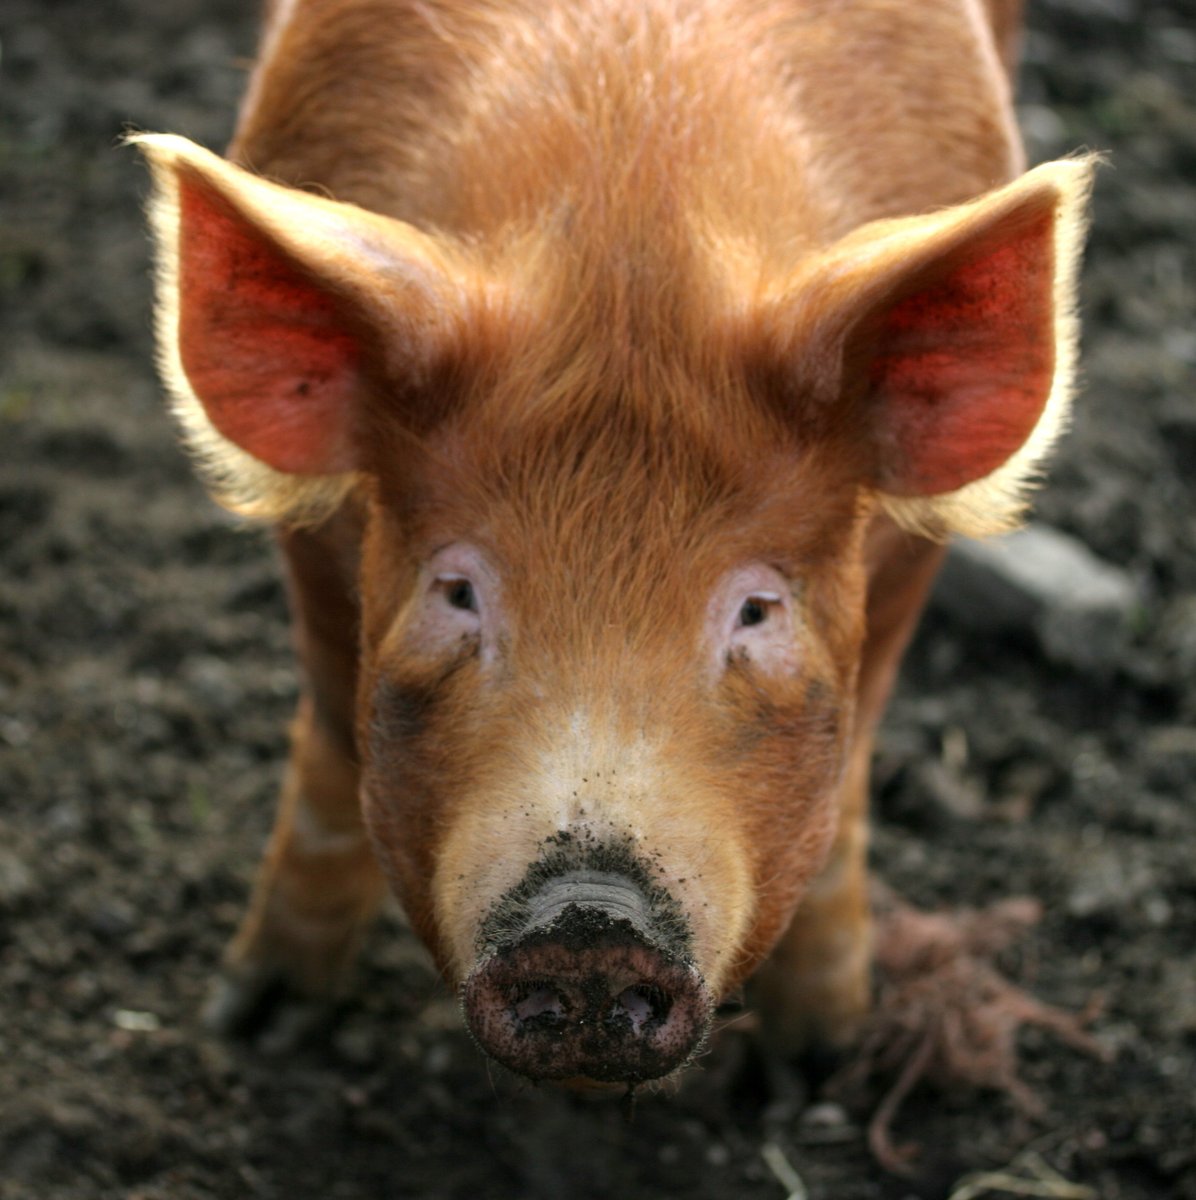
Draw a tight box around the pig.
[134,0,1091,1087]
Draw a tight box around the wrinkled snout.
[462,870,712,1084]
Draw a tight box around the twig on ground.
[828,886,1108,1174]
[760,1141,810,1200]
[947,1149,1097,1200]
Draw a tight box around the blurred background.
[0,1,1192,1197]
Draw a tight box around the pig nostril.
[611,984,670,1034]
[512,982,568,1026]
[463,880,714,1082]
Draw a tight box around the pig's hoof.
[462,871,713,1084]
[203,972,334,1053]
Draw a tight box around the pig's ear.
[769,158,1094,537]
[133,134,472,522]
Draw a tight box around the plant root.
[828,887,1107,1175]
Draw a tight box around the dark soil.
[1,1,1193,1197]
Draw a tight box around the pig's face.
[355,375,869,1081]
[136,135,1090,1084]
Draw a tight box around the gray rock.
[933,522,1139,672]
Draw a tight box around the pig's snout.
[461,870,712,1084]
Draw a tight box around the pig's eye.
[438,577,478,613]
[737,596,772,628]
[709,569,798,678]
[737,594,780,628]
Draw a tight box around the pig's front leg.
[752,523,945,1055]
[751,739,874,1053]
[206,510,385,1046]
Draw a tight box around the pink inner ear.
[176,170,361,475]
[866,208,1056,496]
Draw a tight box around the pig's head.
[136,135,1091,1084]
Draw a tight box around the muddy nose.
[461,871,712,1084]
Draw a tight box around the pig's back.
[231,0,1020,253]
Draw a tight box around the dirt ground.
[1,1,1193,1197]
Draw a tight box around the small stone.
[113,1009,162,1032]
[0,849,34,906]
[800,1101,849,1130]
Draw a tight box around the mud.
[1,1,1194,1197]
[476,833,693,959]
